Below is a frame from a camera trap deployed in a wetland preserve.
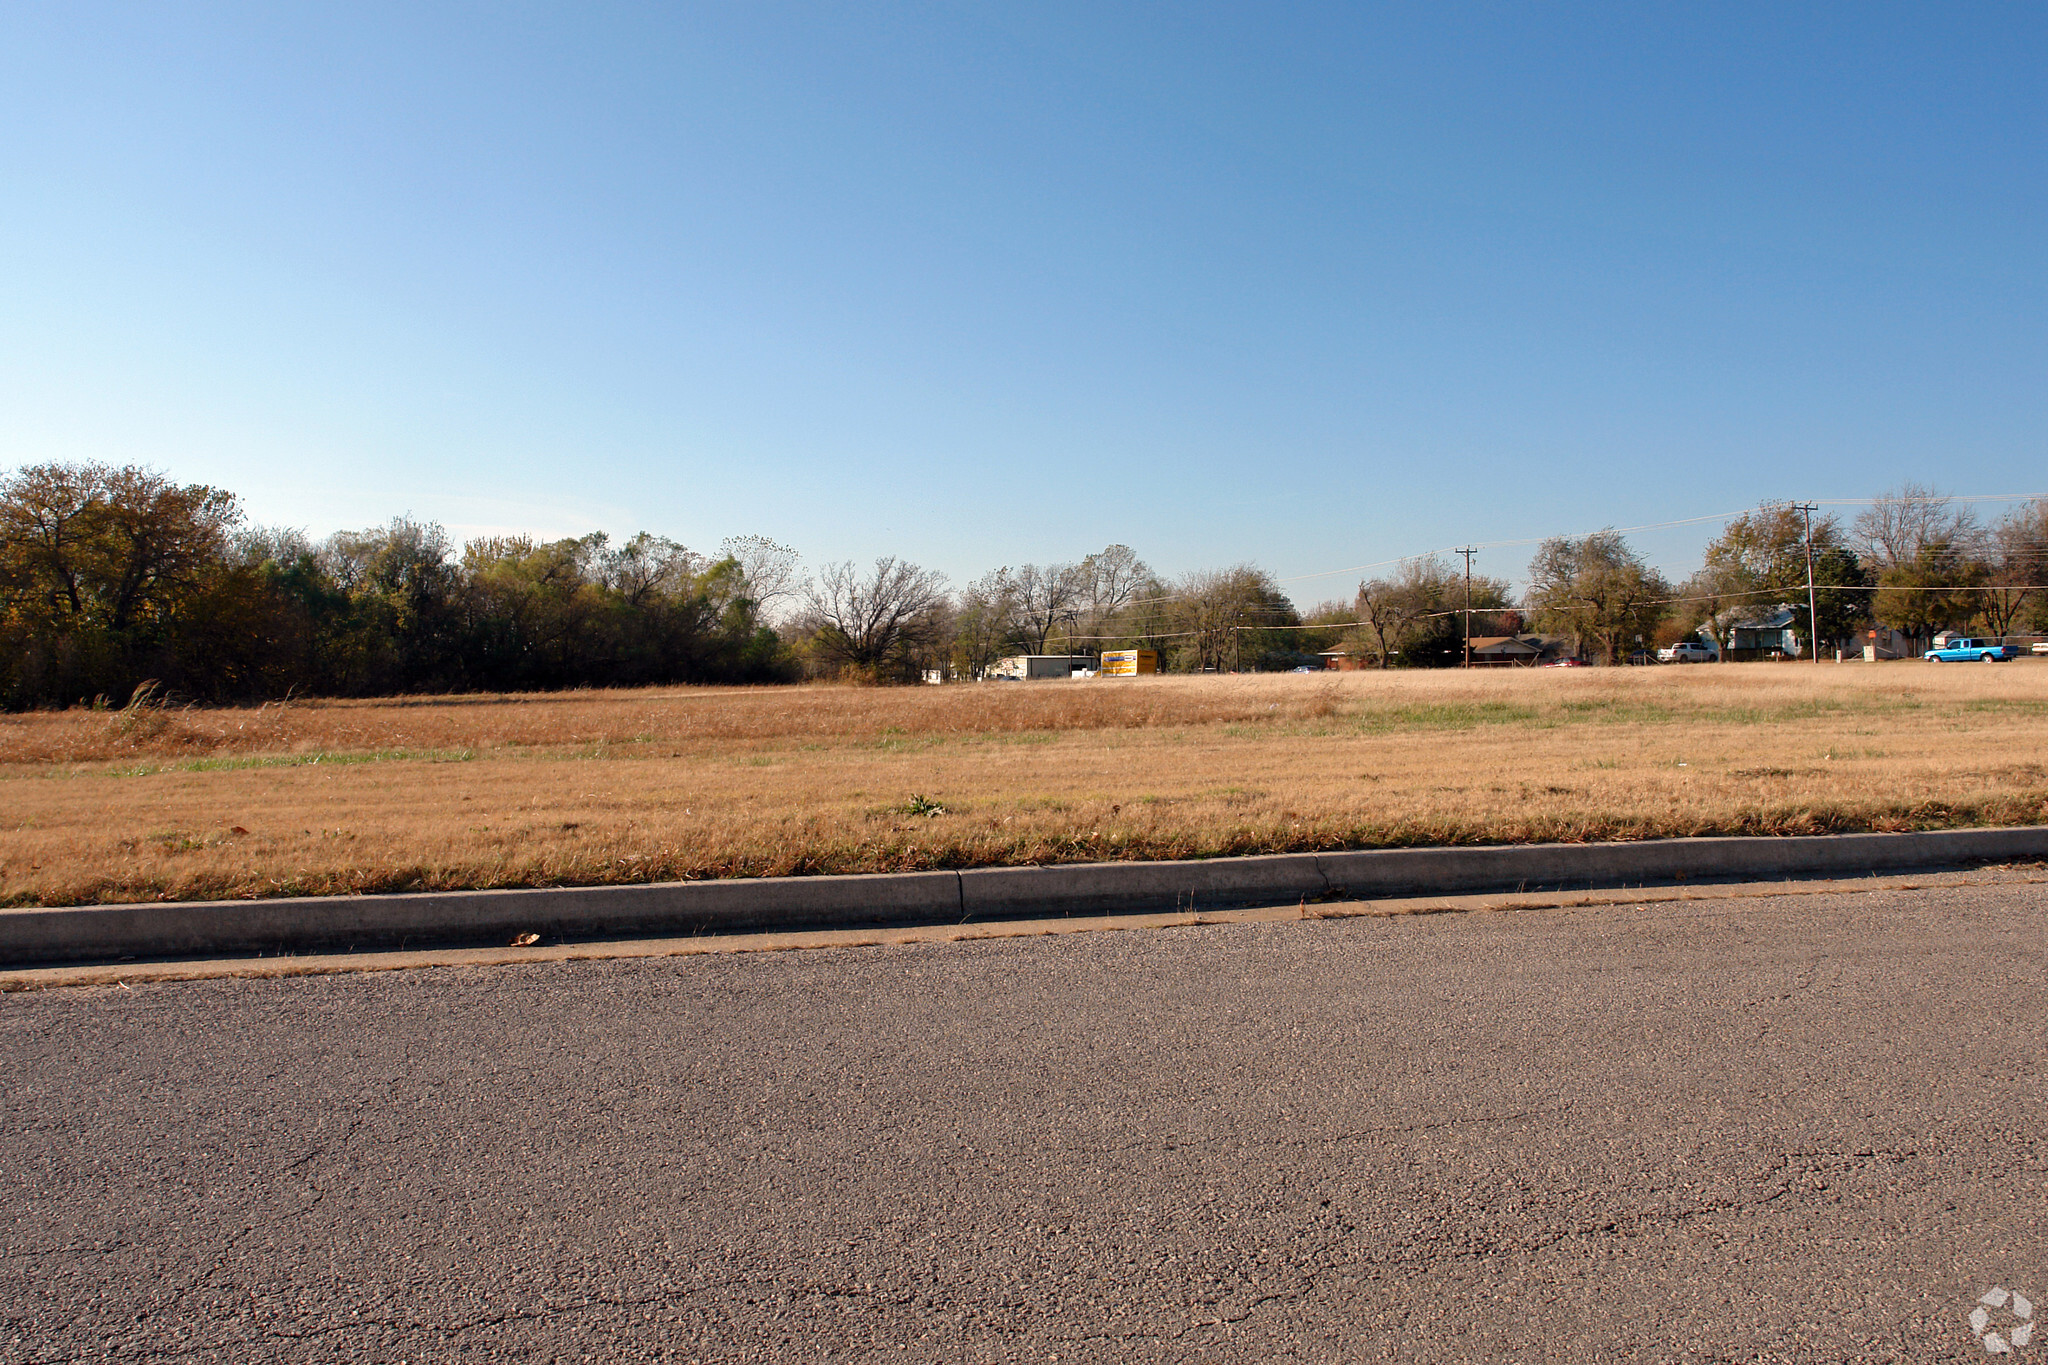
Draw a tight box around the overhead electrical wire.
[1271,493,2048,588]
[990,494,2048,635]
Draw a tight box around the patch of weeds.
[143,823,249,854]
[1731,767,1798,779]
[1704,698,1914,726]
[1556,700,1678,725]
[108,748,476,777]
[1011,795,1074,813]
[903,793,947,818]
[866,734,949,753]
[1962,699,2048,716]
[1358,701,1542,732]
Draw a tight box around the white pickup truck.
[1656,642,1717,663]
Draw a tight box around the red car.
[1543,657,1587,668]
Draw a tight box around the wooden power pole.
[1455,547,1477,668]
[1794,503,1819,663]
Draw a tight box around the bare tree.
[232,525,315,569]
[800,557,950,681]
[1008,562,1085,654]
[952,568,1019,678]
[1075,545,1151,636]
[719,535,802,622]
[1983,498,2048,638]
[320,517,456,604]
[1852,483,1982,569]
[1353,577,1416,668]
[1173,564,1295,671]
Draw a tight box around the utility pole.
[1794,503,1820,663]
[1455,547,1477,668]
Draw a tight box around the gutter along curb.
[3,825,2044,968]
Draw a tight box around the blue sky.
[3,3,2042,599]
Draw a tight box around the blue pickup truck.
[1926,637,2019,662]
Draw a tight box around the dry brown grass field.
[3,663,2046,906]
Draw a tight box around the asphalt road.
[5,881,2046,1363]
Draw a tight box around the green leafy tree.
[1872,545,1989,649]
[0,462,253,705]
[1694,503,1870,652]
[1526,531,1672,665]
[1349,557,1513,667]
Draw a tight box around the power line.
[1273,492,2048,586]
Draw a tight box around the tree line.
[1513,487,2048,664]
[2,463,2044,707]
[0,463,791,709]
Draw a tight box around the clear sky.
[4,3,2042,599]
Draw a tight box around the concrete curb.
[4,826,2045,967]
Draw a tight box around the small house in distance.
[1710,604,1803,661]
[1465,635,1544,667]
[1100,649,1158,676]
[1325,635,1576,668]
[986,655,1094,681]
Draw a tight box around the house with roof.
[1322,634,1579,668]
[1707,604,1804,661]
[1468,634,1581,666]
[1464,635,1543,666]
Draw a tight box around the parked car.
[1925,637,2018,663]
[1656,642,1717,664]
[2033,641,2048,656]
[1543,657,1586,668]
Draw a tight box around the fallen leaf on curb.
[510,932,541,946]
